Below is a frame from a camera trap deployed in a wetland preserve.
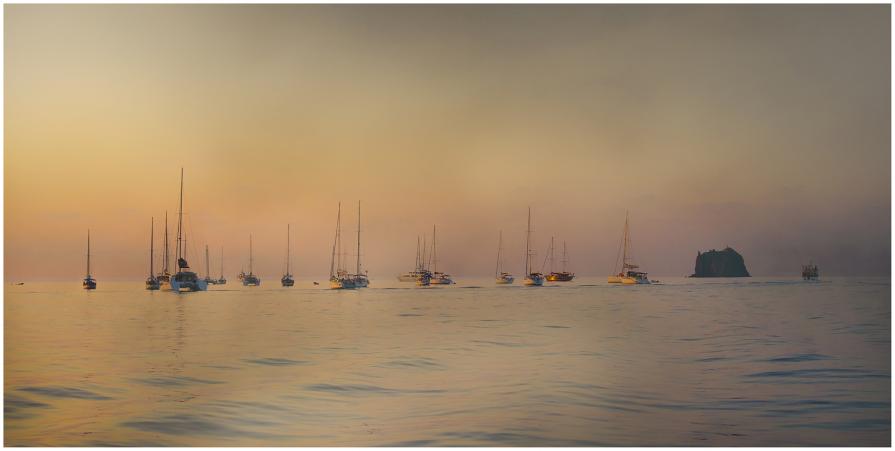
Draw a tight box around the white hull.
[170,278,208,292]
[495,278,514,285]
[430,276,454,285]
[622,276,651,285]
[353,277,369,288]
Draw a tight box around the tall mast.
[150,218,155,277]
[220,247,224,279]
[622,211,629,270]
[86,229,91,276]
[356,201,361,276]
[496,230,502,277]
[163,212,169,274]
[330,203,340,278]
[422,236,428,271]
[526,207,532,275]
[249,235,253,275]
[205,244,210,279]
[176,168,184,268]
[550,236,553,272]
[286,224,291,275]
[431,225,437,274]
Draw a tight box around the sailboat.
[329,202,356,289]
[203,245,217,285]
[608,211,650,285]
[495,230,514,284]
[83,229,97,290]
[169,169,208,292]
[281,224,294,287]
[351,201,369,288]
[157,211,171,285]
[216,247,227,284]
[546,238,575,282]
[242,235,261,286]
[146,218,160,290]
[802,261,819,281]
[428,225,454,285]
[523,208,545,286]
[398,236,428,284]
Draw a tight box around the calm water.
[4,277,890,446]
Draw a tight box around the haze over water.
[5,278,889,446]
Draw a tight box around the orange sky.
[5,4,890,280]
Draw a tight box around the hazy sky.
[5,4,890,280]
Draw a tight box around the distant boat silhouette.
[145,218,160,290]
[83,229,97,290]
[329,202,356,289]
[281,224,294,287]
[242,234,261,286]
[523,208,545,287]
[608,211,650,285]
[169,168,208,292]
[495,230,514,284]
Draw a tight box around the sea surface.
[4,277,890,446]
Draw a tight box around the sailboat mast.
[496,230,502,277]
[356,201,361,276]
[249,235,253,275]
[432,225,437,274]
[163,211,169,274]
[286,224,291,275]
[150,218,155,277]
[220,247,224,279]
[86,229,91,276]
[526,208,532,275]
[205,244,210,279]
[176,168,184,267]
[550,236,555,273]
[415,236,420,271]
[622,211,629,270]
[330,203,340,278]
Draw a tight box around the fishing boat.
[216,247,227,285]
[523,208,545,286]
[351,201,369,288]
[83,229,97,290]
[546,238,575,282]
[157,212,172,286]
[608,212,651,285]
[281,224,294,287]
[329,202,356,289]
[802,261,819,281]
[169,169,208,292]
[495,230,514,284]
[428,225,454,285]
[243,235,261,286]
[203,245,217,285]
[146,218,160,290]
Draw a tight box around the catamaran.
[351,201,369,288]
[146,218,160,290]
[83,229,97,290]
[157,211,171,286]
[216,247,227,285]
[523,208,545,286]
[545,237,575,282]
[608,211,650,285]
[243,235,261,286]
[281,224,294,287]
[329,202,356,289]
[495,230,514,284]
[170,169,208,292]
[428,225,454,285]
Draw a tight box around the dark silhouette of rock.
[691,247,750,277]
